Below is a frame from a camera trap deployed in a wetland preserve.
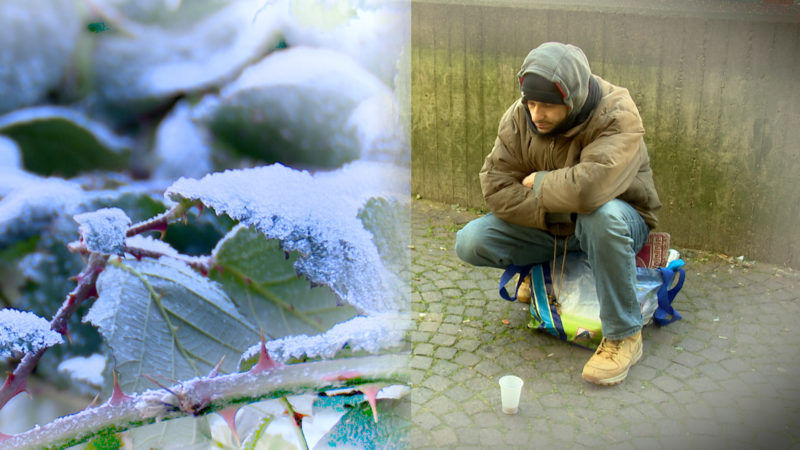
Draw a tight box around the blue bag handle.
[499,264,533,301]
[654,266,685,325]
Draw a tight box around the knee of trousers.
[574,201,634,245]
[454,223,482,265]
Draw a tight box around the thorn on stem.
[85,392,101,410]
[361,385,381,423]
[108,371,132,406]
[217,407,241,446]
[250,331,278,373]
[86,284,99,300]
[208,355,226,378]
[1,373,29,400]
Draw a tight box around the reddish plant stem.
[123,244,211,274]
[125,201,196,238]
[0,253,108,411]
[0,202,198,414]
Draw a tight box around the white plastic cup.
[498,375,524,414]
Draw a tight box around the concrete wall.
[411,0,800,267]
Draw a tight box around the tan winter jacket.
[480,44,661,236]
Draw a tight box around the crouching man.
[455,42,662,386]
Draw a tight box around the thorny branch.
[0,252,107,412]
[0,354,404,449]
[0,202,198,413]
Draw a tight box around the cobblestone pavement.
[409,199,800,449]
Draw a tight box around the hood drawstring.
[550,235,569,312]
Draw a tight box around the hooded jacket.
[479,42,661,235]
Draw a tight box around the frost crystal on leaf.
[74,208,131,255]
[166,162,409,314]
[240,313,408,365]
[0,308,62,360]
[0,178,85,247]
[85,257,259,393]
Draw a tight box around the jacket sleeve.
[479,105,548,229]
[539,106,645,214]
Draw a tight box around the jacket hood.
[517,42,592,124]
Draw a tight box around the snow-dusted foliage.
[0,0,81,114]
[0,178,85,247]
[0,135,21,169]
[166,161,408,314]
[208,46,393,168]
[74,208,131,255]
[241,313,407,365]
[93,0,287,110]
[0,309,62,360]
[85,257,259,393]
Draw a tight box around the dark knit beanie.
[520,73,565,105]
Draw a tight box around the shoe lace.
[595,338,621,359]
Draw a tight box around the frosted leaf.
[282,5,409,87]
[209,46,391,168]
[57,354,106,386]
[0,168,39,199]
[166,162,409,314]
[152,100,213,181]
[0,0,81,114]
[0,135,36,200]
[73,208,131,255]
[240,313,408,365]
[0,106,132,177]
[0,135,21,169]
[210,224,358,339]
[0,309,62,360]
[93,1,286,111]
[126,416,212,450]
[0,178,85,248]
[125,234,180,258]
[84,257,259,393]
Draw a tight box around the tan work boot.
[581,330,642,386]
[517,275,532,303]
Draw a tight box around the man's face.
[526,100,569,134]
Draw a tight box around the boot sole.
[582,343,643,386]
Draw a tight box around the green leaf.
[211,225,358,342]
[0,106,131,177]
[314,397,410,450]
[126,415,212,449]
[208,88,361,169]
[85,257,259,393]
